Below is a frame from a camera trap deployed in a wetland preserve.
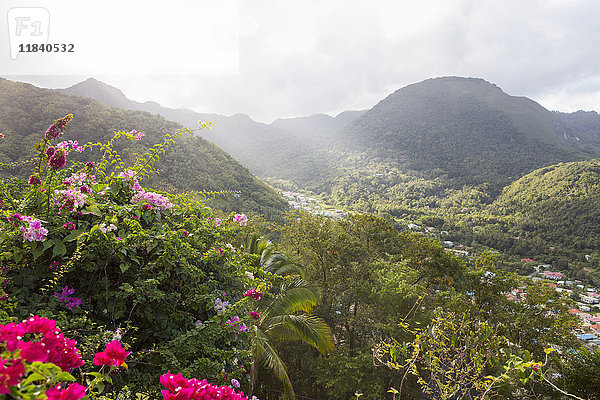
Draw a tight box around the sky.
[2,0,600,123]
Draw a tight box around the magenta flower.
[62,222,76,230]
[28,175,42,185]
[250,311,260,320]
[50,261,61,271]
[7,213,21,225]
[45,382,87,400]
[48,149,67,170]
[0,357,25,394]
[244,289,262,301]
[93,340,130,367]
[44,114,73,140]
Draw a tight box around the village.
[280,191,348,219]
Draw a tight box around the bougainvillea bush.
[0,116,262,397]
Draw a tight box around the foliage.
[0,115,260,396]
[374,311,577,400]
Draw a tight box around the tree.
[243,235,334,400]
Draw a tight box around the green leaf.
[14,249,22,263]
[83,205,102,216]
[64,229,84,242]
[23,372,46,384]
[53,242,67,257]
[120,263,130,273]
[32,242,44,260]
[56,371,76,381]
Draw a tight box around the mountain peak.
[61,78,133,110]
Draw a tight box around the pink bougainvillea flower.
[93,340,130,366]
[244,289,262,301]
[0,357,25,394]
[28,175,42,185]
[48,149,67,169]
[44,114,73,140]
[45,382,87,400]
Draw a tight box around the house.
[521,258,536,263]
[568,309,583,314]
[542,271,564,280]
[447,249,469,257]
[577,333,596,341]
[580,295,599,304]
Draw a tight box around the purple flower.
[56,140,83,154]
[7,213,22,225]
[50,261,61,271]
[54,286,81,310]
[19,216,48,242]
[62,222,76,231]
[130,130,144,140]
[45,147,56,157]
[231,379,240,389]
[233,213,248,226]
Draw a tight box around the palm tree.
[244,235,334,400]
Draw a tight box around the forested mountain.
[60,79,365,191]
[490,160,600,253]
[556,110,600,146]
[334,77,596,190]
[0,78,288,218]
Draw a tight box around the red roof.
[568,309,583,313]
[521,258,536,262]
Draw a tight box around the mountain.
[334,77,595,190]
[60,79,365,191]
[0,78,288,219]
[555,110,600,147]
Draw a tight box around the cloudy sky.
[3,0,600,122]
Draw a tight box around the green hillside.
[335,77,592,190]
[0,78,288,218]
[489,160,600,252]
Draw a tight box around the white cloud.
[4,0,600,121]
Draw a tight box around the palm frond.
[252,326,296,400]
[264,280,320,317]
[262,252,305,278]
[265,314,335,355]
